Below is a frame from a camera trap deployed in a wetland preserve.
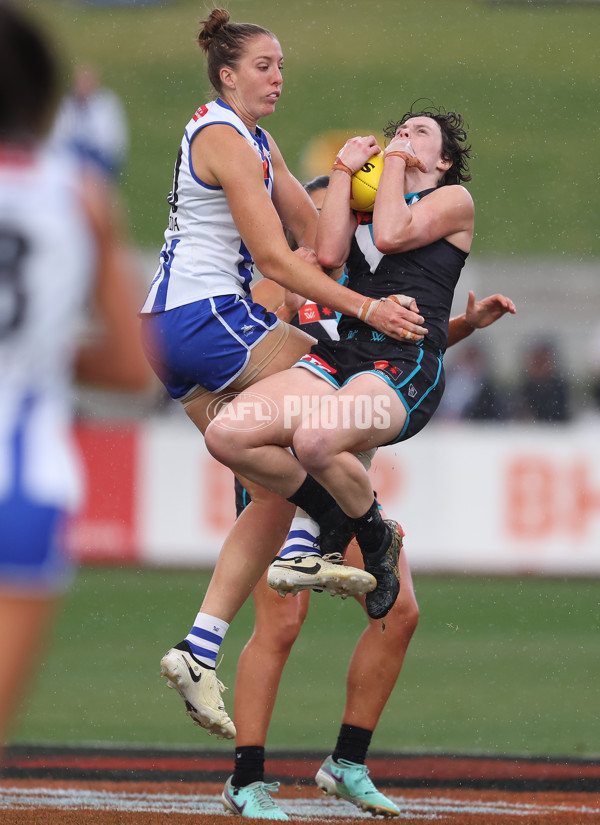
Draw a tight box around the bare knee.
[205,419,246,468]
[251,602,305,656]
[205,418,229,463]
[293,427,334,475]
[379,589,420,642]
[271,611,304,655]
[400,593,420,637]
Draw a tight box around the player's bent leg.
[313,539,418,817]
[160,478,295,739]
[234,573,309,748]
[201,479,295,622]
[343,539,419,732]
[224,576,307,817]
[159,323,313,742]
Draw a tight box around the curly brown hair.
[383,103,472,187]
[197,8,276,94]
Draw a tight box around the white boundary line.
[0,787,599,820]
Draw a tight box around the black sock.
[332,724,373,765]
[287,474,337,520]
[288,475,355,555]
[232,746,265,787]
[352,499,387,556]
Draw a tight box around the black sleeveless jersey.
[338,189,468,352]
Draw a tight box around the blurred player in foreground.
[0,2,150,751]
[223,177,516,819]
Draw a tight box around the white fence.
[69,417,600,576]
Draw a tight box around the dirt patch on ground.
[1,777,599,825]
[2,748,599,824]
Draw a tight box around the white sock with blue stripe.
[279,507,322,560]
[278,453,375,562]
[185,613,229,668]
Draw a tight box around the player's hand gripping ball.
[350,153,384,213]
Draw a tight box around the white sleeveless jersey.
[141,99,274,314]
[0,146,96,510]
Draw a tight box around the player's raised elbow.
[316,249,345,271]
[372,227,404,255]
[316,237,349,271]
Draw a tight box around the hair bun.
[197,8,230,52]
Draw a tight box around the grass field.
[30,0,599,257]
[12,567,600,758]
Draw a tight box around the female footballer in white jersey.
[142,8,429,742]
[0,3,149,749]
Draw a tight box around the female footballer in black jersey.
[206,106,477,622]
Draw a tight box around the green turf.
[29,0,599,257]
[12,567,600,758]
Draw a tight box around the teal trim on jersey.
[366,192,421,244]
[395,349,443,442]
[293,360,339,388]
[342,345,443,445]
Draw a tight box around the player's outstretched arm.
[447,289,516,348]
